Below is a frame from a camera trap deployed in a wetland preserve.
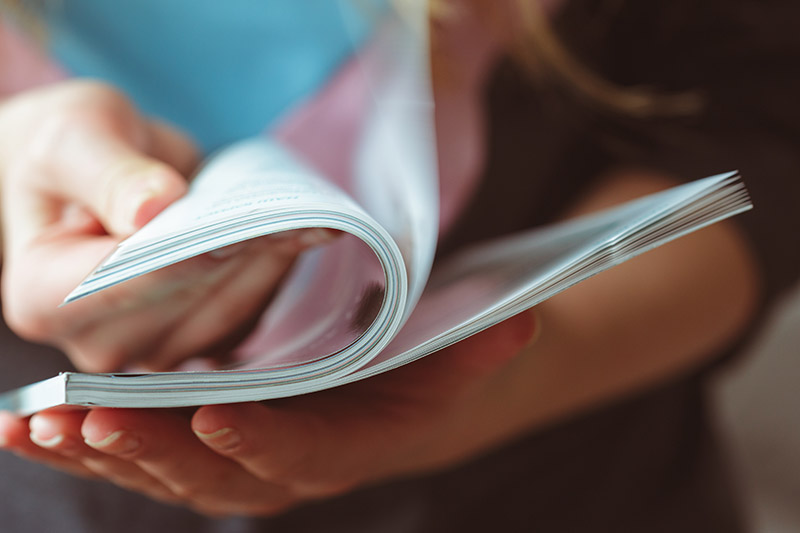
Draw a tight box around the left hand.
[0,311,537,517]
[0,81,335,373]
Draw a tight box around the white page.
[349,1,439,316]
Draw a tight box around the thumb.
[28,117,189,236]
[443,310,540,373]
[408,310,540,397]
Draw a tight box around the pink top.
[0,22,65,95]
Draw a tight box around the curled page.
[350,0,439,313]
[64,137,409,380]
[54,3,435,389]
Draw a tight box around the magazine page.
[233,2,440,367]
[349,0,439,315]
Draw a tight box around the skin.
[0,7,760,517]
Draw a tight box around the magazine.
[0,4,752,414]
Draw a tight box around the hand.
[0,80,329,371]
[0,311,537,516]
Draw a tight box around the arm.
[430,169,759,461]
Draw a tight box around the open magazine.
[0,5,753,414]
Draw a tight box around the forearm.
[424,169,761,466]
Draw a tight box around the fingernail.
[124,172,172,231]
[85,430,141,455]
[30,432,64,448]
[29,415,64,449]
[127,190,161,231]
[297,228,339,248]
[194,427,242,451]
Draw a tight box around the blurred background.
[716,281,800,532]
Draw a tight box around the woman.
[0,0,798,531]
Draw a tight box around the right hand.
[0,311,538,516]
[0,80,329,372]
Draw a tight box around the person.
[0,0,798,531]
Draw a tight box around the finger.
[145,119,200,178]
[0,410,97,478]
[344,310,540,408]
[82,408,295,515]
[193,398,449,496]
[3,101,188,248]
[27,410,181,504]
[0,231,124,343]
[191,312,539,492]
[39,123,187,235]
[392,310,539,398]
[192,402,358,497]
